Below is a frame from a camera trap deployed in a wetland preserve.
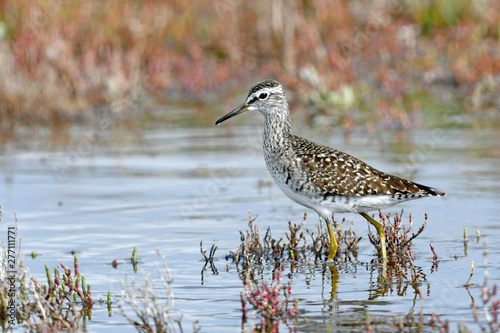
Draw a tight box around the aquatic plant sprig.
[107,291,112,317]
[368,210,427,258]
[464,261,474,287]
[430,243,439,272]
[471,241,500,332]
[200,241,218,268]
[200,241,219,283]
[241,263,299,331]
[307,218,361,262]
[16,254,97,331]
[226,211,361,272]
[285,213,307,261]
[119,248,200,333]
[366,210,430,289]
[226,211,267,270]
[131,247,138,273]
[45,256,92,306]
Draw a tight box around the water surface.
[1,111,499,332]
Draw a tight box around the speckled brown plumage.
[289,134,444,198]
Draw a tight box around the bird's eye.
[258,92,268,100]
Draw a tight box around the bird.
[215,79,445,262]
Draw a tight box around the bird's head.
[215,79,288,125]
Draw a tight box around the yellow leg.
[326,220,338,262]
[360,212,387,263]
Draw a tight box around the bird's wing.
[291,135,444,197]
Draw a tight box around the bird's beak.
[215,103,248,125]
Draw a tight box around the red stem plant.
[241,264,299,332]
[17,254,94,331]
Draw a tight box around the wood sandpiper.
[216,79,445,262]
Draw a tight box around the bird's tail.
[416,183,446,196]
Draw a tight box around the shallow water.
[1,111,499,332]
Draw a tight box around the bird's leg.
[360,212,387,263]
[326,219,338,262]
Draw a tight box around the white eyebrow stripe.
[246,86,283,104]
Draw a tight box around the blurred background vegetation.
[0,0,499,126]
